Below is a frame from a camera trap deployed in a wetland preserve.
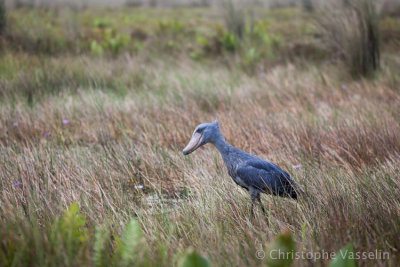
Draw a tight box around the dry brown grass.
[1,50,399,266]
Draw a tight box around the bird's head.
[182,120,221,155]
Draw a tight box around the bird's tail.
[292,183,306,200]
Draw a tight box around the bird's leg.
[256,194,266,214]
[250,196,255,217]
[249,187,258,217]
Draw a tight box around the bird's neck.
[212,135,231,156]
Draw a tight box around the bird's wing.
[247,160,292,180]
[236,165,281,192]
[236,160,297,196]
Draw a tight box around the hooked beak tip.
[183,132,202,156]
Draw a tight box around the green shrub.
[265,232,296,267]
[52,203,89,260]
[178,248,211,267]
[328,243,357,267]
[90,40,104,55]
[220,31,238,51]
[157,20,184,35]
[195,25,225,55]
[93,18,111,28]
[103,28,130,54]
[93,226,111,267]
[245,47,262,67]
[89,28,130,55]
[119,219,145,266]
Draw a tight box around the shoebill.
[182,120,300,215]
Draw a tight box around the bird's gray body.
[183,121,299,214]
[212,134,298,199]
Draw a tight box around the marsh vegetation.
[0,1,399,266]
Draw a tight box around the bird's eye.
[196,128,203,133]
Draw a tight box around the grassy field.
[0,5,400,267]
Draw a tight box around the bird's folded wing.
[236,165,283,192]
[246,160,291,180]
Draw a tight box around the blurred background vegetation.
[1,0,400,102]
[1,0,399,104]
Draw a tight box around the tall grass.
[222,0,245,39]
[0,5,399,267]
[0,53,399,265]
[0,0,5,35]
[301,0,313,12]
[317,0,381,77]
